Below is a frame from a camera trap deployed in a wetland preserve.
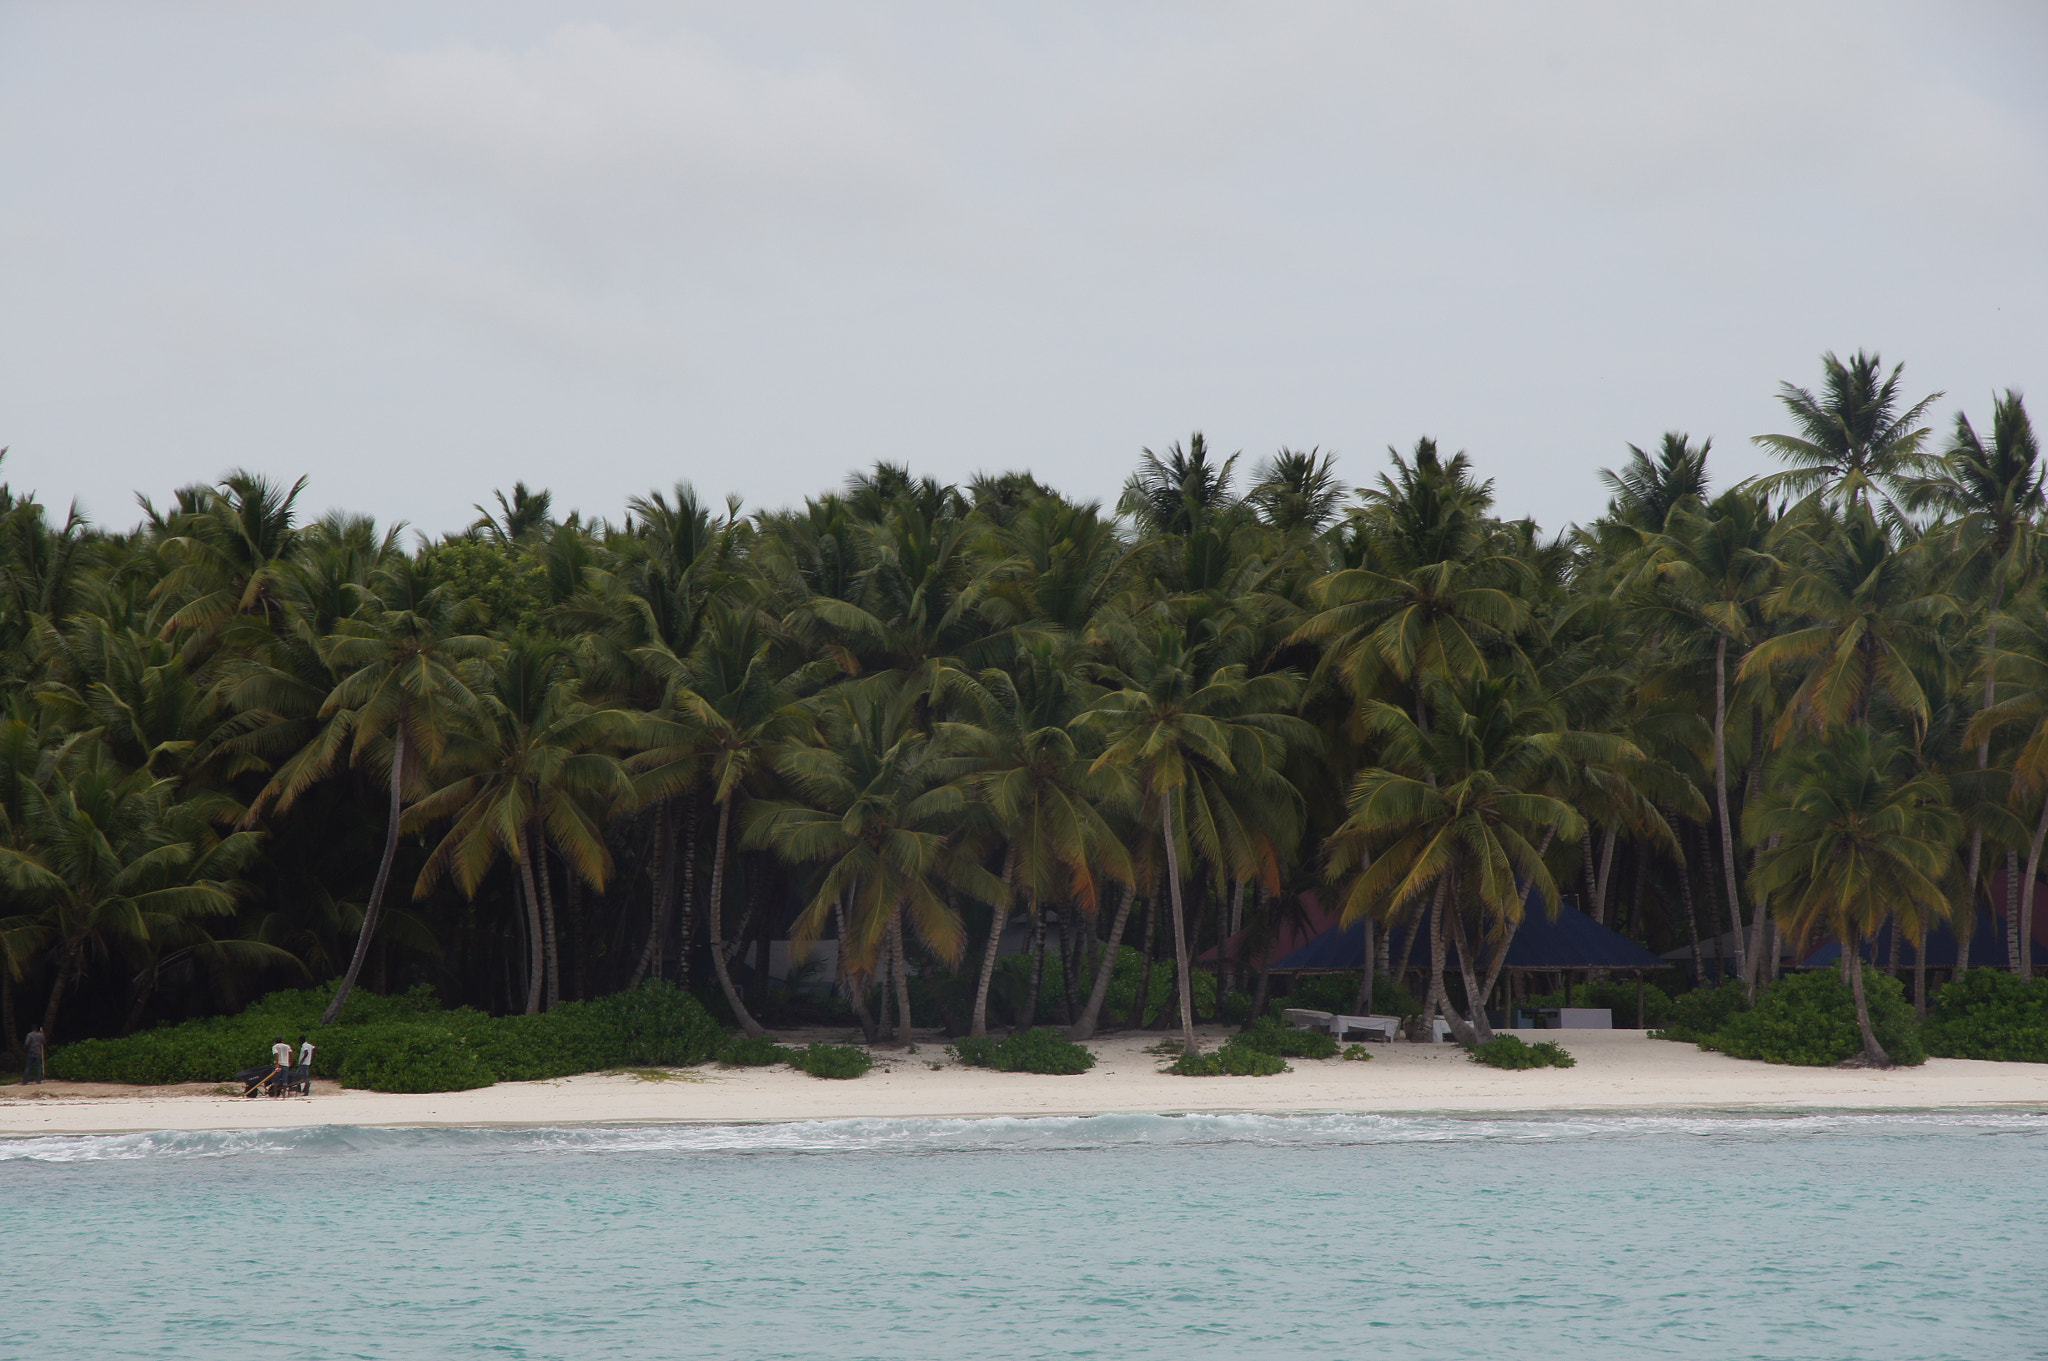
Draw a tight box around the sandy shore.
[6,1028,2047,1136]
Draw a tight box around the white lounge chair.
[1281,1007,1335,1030]
[1329,1014,1402,1043]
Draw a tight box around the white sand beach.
[6,1028,2048,1136]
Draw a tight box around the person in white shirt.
[292,1036,315,1096]
[268,1036,293,1096]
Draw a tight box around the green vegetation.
[717,1034,793,1067]
[1923,970,2048,1062]
[1703,971,1926,1068]
[1652,980,1752,1044]
[1167,1038,1289,1077]
[1231,1017,1339,1060]
[950,1028,1096,1074]
[787,1042,874,1080]
[1466,1035,1576,1069]
[1341,1043,1374,1061]
[9,351,2048,1072]
[46,981,723,1091]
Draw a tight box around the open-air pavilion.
[1269,889,1666,1026]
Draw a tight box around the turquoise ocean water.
[6,1110,2044,1359]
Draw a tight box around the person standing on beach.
[23,1025,45,1084]
[293,1035,315,1096]
[269,1035,293,1096]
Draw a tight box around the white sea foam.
[3,1107,2040,1164]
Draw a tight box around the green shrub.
[44,979,725,1092]
[1524,980,1675,1028]
[1341,1044,1374,1061]
[1705,969,1925,1067]
[1466,1034,1576,1069]
[1652,979,1752,1043]
[788,1042,873,1079]
[1166,1038,1288,1077]
[718,1034,793,1067]
[1232,1017,1338,1059]
[1100,947,1219,1026]
[950,1028,1096,1074]
[1922,969,2048,1062]
[334,1025,497,1093]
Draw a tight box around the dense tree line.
[2,349,2040,1067]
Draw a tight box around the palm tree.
[946,642,1132,1038]
[1325,673,1609,1043]
[1747,729,1957,1065]
[249,559,493,1025]
[1750,350,1942,514]
[1248,448,1347,537]
[1740,504,1954,741]
[1119,433,1240,537]
[1292,439,1529,724]
[745,677,1000,1043]
[1079,616,1310,1056]
[1905,391,2046,966]
[0,752,261,1038]
[1627,488,1785,982]
[407,639,634,1012]
[1599,432,1711,533]
[638,602,815,1037]
[1964,605,2048,980]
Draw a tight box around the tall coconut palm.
[407,638,636,1012]
[1627,488,1785,980]
[1750,350,1942,515]
[1747,729,1957,1065]
[1079,615,1310,1056]
[0,752,262,1038]
[1740,504,1954,741]
[638,602,817,1037]
[1325,673,1612,1043]
[1292,439,1530,724]
[744,677,1000,1043]
[1905,392,2046,966]
[1964,605,2048,980]
[945,642,1132,1038]
[249,560,493,1024]
[1599,432,1711,534]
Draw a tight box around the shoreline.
[6,1029,2048,1137]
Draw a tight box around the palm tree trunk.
[1960,590,2001,984]
[1422,876,1449,1034]
[41,950,73,1039]
[1058,907,1080,1024]
[1353,915,1377,1015]
[1592,828,1617,925]
[706,798,766,1037]
[969,843,1017,1038]
[515,832,547,1016]
[2010,851,2024,974]
[2018,797,2048,982]
[1446,904,1489,1044]
[322,724,406,1026]
[628,798,671,988]
[1845,929,1890,1068]
[1072,881,1136,1040]
[1712,632,1748,982]
[1913,920,1928,1020]
[1128,895,1157,1029]
[832,885,878,1044]
[1021,893,1045,1029]
[677,794,699,988]
[1680,820,1706,983]
[529,824,561,1010]
[1160,793,1199,1056]
[891,905,914,1044]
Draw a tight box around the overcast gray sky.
[4,2,2045,538]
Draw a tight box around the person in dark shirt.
[23,1025,46,1084]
